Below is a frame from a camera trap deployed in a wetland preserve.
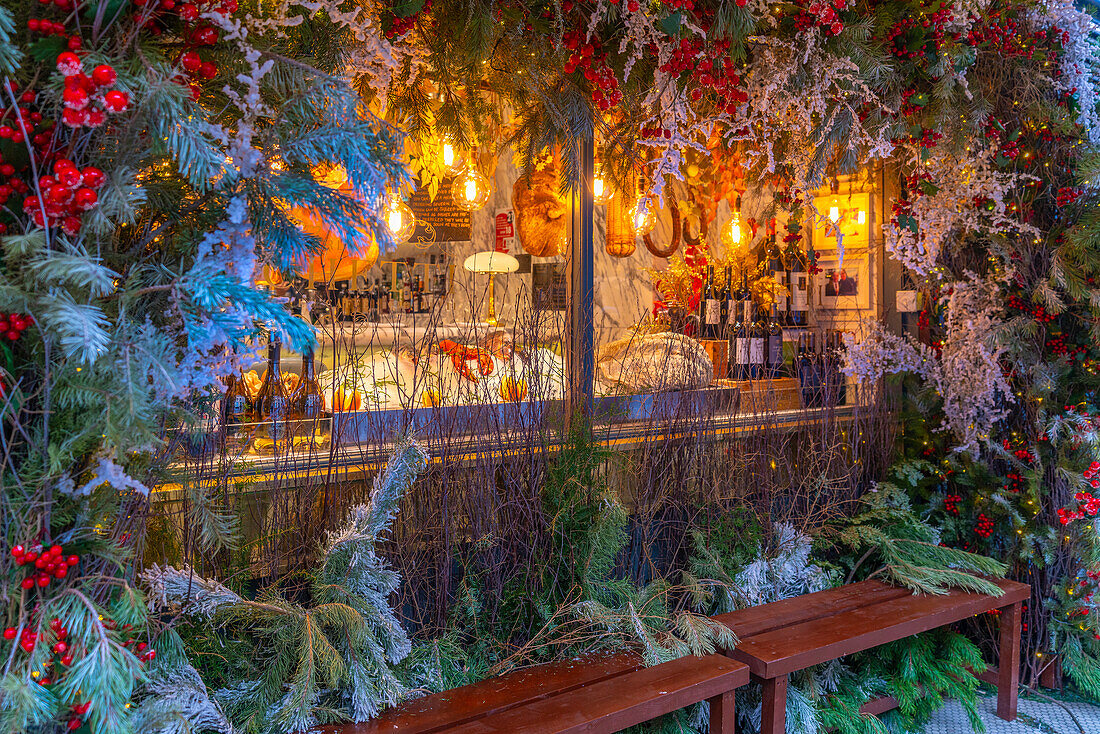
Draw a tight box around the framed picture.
[812,192,870,251]
[817,256,870,310]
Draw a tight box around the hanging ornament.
[386,197,416,242]
[605,176,635,257]
[721,196,746,252]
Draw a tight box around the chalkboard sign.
[532,261,567,309]
[408,177,472,243]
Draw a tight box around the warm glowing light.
[441,140,466,174]
[857,209,866,225]
[385,198,416,242]
[633,200,657,235]
[721,213,744,249]
[828,206,841,223]
[452,166,492,211]
[593,176,613,205]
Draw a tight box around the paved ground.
[923,694,1100,734]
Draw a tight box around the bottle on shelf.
[702,265,721,340]
[787,239,808,327]
[797,332,816,407]
[222,371,252,437]
[748,301,766,379]
[380,276,391,316]
[292,344,325,422]
[766,303,783,378]
[723,267,735,340]
[729,295,748,381]
[824,330,847,406]
[254,331,291,444]
[766,223,788,324]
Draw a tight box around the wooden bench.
[309,650,749,734]
[712,577,1030,734]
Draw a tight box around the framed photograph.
[812,192,870,251]
[817,256,870,310]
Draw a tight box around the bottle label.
[735,337,750,365]
[749,337,765,365]
[727,300,736,324]
[791,275,809,311]
[705,299,721,325]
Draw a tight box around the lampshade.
[464,251,519,274]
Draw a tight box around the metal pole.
[567,133,596,427]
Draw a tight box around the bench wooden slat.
[311,652,643,734]
[712,580,912,639]
[438,654,750,734]
[728,579,1029,678]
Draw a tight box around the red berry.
[7,331,20,341]
[61,217,82,236]
[56,168,82,189]
[61,654,73,666]
[20,578,34,590]
[47,545,61,557]
[66,555,79,566]
[2,628,14,639]
[80,167,104,188]
[24,551,37,563]
[67,718,81,732]
[199,61,218,79]
[53,641,67,654]
[181,51,201,73]
[74,187,98,210]
[10,544,24,557]
[102,90,129,113]
[56,52,82,76]
[37,574,50,587]
[54,567,67,579]
[91,64,117,88]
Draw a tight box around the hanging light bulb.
[452,165,492,211]
[441,139,465,174]
[385,197,416,242]
[633,199,657,235]
[593,169,614,205]
[721,212,744,250]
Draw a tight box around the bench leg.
[760,675,787,734]
[997,601,1022,721]
[708,690,735,734]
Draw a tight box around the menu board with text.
[408,177,472,242]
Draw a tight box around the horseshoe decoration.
[643,198,681,258]
[642,198,706,258]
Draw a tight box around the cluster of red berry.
[974,512,995,538]
[659,0,696,10]
[562,31,622,111]
[1001,438,1036,463]
[1056,186,1083,207]
[56,53,129,129]
[26,17,80,45]
[983,118,1021,160]
[130,0,233,46]
[1003,471,1025,493]
[385,0,431,39]
[0,312,32,342]
[796,0,848,36]
[10,542,80,589]
[1005,295,1058,324]
[966,14,1066,63]
[22,158,106,233]
[1045,332,1086,359]
[882,4,958,65]
[943,493,962,515]
[1058,463,1100,525]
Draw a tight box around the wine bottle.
[723,267,736,340]
[787,241,808,327]
[293,345,325,421]
[749,301,766,379]
[767,224,788,323]
[797,333,814,406]
[255,331,291,444]
[766,304,783,378]
[702,265,721,339]
[222,371,251,437]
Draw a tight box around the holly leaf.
[393,0,426,18]
[659,12,682,36]
[919,180,940,197]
